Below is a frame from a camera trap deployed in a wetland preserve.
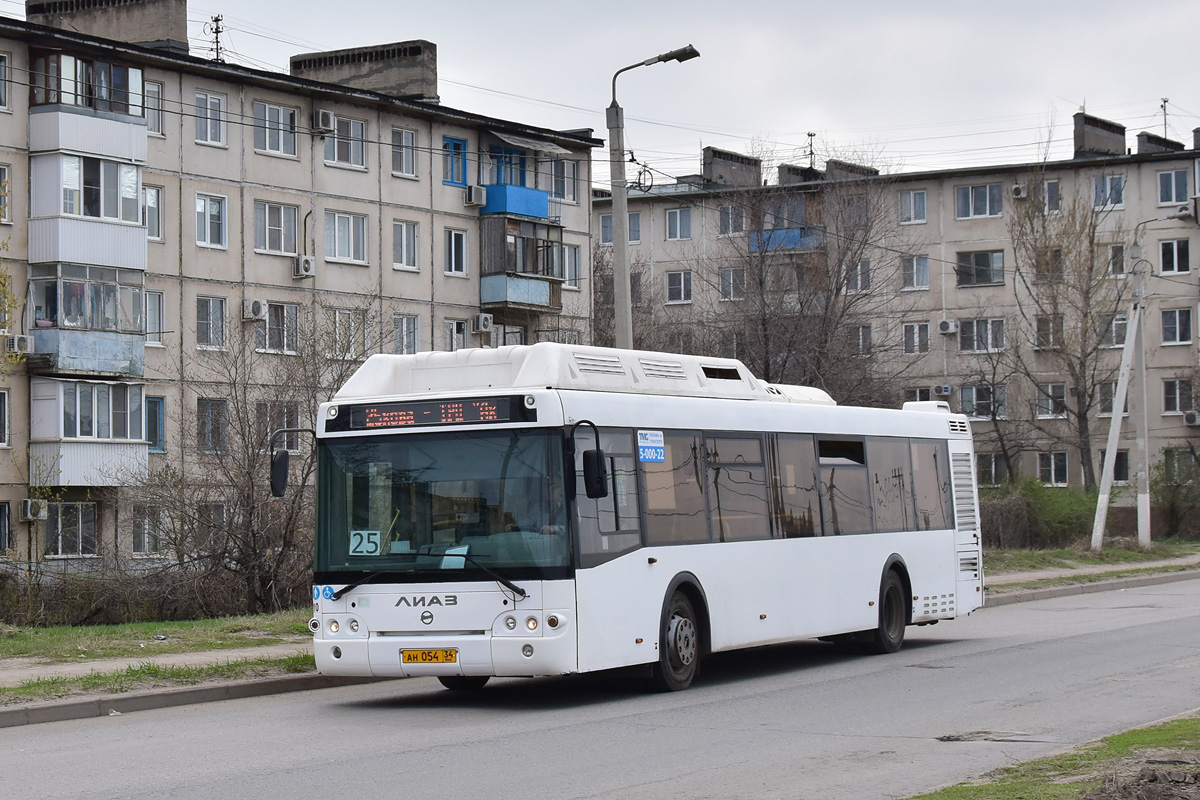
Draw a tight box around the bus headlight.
[328,619,340,634]
[348,619,359,633]
[525,617,538,631]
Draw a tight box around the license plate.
[402,649,457,664]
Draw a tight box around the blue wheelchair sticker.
[322,586,335,600]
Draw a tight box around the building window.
[600,213,639,245]
[0,502,8,553]
[1101,313,1127,348]
[899,189,926,223]
[196,296,225,348]
[197,398,227,453]
[851,325,872,357]
[630,272,643,306]
[1158,169,1188,205]
[1038,452,1068,486]
[61,381,143,440]
[323,113,366,167]
[257,402,299,452]
[1164,448,1199,483]
[442,137,468,186]
[254,201,298,255]
[132,505,163,555]
[901,255,929,289]
[666,270,692,303]
[252,101,297,156]
[0,389,7,446]
[46,502,98,557]
[666,208,691,240]
[545,158,578,201]
[719,204,745,236]
[144,80,163,135]
[846,260,870,292]
[326,308,367,359]
[599,214,612,245]
[976,453,1009,486]
[391,127,417,176]
[960,384,1006,419]
[955,183,1002,218]
[720,267,745,301]
[1098,450,1130,484]
[386,220,418,270]
[1036,382,1068,418]
[564,244,581,289]
[1042,179,1061,213]
[394,314,419,354]
[485,147,526,186]
[145,291,164,345]
[195,193,227,248]
[1160,239,1190,274]
[1163,378,1194,414]
[0,53,8,110]
[1108,244,1125,275]
[144,186,162,240]
[325,211,367,263]
[1094,175,1124,208]
[31,50,144,116]
[445,228,467,274]
[959,318,1005,352]
[30,265,143,332]
[1099,382,1128,416]
[956,250,1004,285]
[1035,314,1064,350]
[1162,308,1193,344]
[194,90,226,145]
[903,322,929,354]
[146,396,165,452]
[62,156,140,222]
[905,387,932,403]
[255,302,299,354]
[444,318,467,351]
[0,163,9,222]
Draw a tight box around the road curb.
[984,569,1200,607]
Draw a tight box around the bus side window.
[773,434,820,537]
[577,428,641,568]
[866,437,916,533]
[816,439,873,535]
[910,439,952,530]
[643,431,711,546]
[706,437,769,542]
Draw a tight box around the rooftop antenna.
[204,15,225,64]
[807,132,816,170]
[1161,97,1169,139]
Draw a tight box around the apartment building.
[595,119,1200,510]
[0,0,599,566]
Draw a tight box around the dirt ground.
[1078,750,1200,799]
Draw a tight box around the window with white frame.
[666,208,691,240]
[196,296,225,348]
[1042,179,1061,213]
[1099,381,1128,416]
[444,318,467,351]
[257,402,299,452]
[324,113,366,167]
[976,453,1009,486]
[956,250,1004,285]
[846,260,870,292]
[61,381,144,441]
[132,504,164,556]
[144,186,162,240]
[564,244,581,289]
[851,324,872,357]
[145,291,164,345]
[720,267,745,301]
[391,127,417,176]
[254,201,298,254]
[955,183,1002,218]
[543,158,578,202]
[718,204,745,236]
[255,302,298,354]
[628,212,641,243]
[144,80,163,135]
[0,53,8,110]
[1162,308,1193,344]
[0,389,7,446]
[666,270,692,303]
[46,502,98,557]
[394,314,419,354]
[195,193,226,248]
[903,322,929,354]
[959,318,1005,352]
[1160,239,1190,273]
[63,156,140,222]
[901,255,929,289]
[1100,312,1127,348]
[393,220,418,270]
[1036,382,1067,418]
[325,211,367,263]
[253,101,297,156]
[1164,448,1199,483]
[1094,175,1124,208]
[960,383,1006,419]
[1163,378,1194,414]
[0,163,9,222]
[899,189,926,223]
[905,387,932,403]
[1158,169,1188,205]
[1038,452,1068,486]
[194,90,226,145]
[1108,243,1125,275]
[444,228,467,274]
[1035,314,1064,350]
[197,397,227,453]
[326,307,367,359]
[1098,449,1130,484]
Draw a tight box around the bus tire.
[867,570,907,655]
[438,676,490,691]
[651,590,700,691]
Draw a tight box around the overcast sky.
[8,0,1199,184]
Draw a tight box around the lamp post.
[607,45,700,350]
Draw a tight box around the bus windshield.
[316,429,569,575]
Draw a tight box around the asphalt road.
[3,577,1199,800]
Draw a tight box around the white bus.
[290,343,983,691]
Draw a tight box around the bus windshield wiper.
[330,571,391,601]
[421,548,528,599]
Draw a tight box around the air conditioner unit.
[933,384,953,397]
[937,319,958,335]
[1012,184,1028,199]
[471,313,494,334]
[242,298,268,322]
[19,498,47,521]
[293,254,316,279]
[1184,409,1200,426]
[464,185,487,207]
[314,109,335,134]
[4,334,33,354]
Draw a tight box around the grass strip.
[987,562,1200,595]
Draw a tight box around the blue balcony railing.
[480,184,550,219]
[749,227,824,252]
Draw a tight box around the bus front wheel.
[651,591,700,691]
[867,570,907,654]
[438,676,490,691]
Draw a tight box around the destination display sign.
[327,395,536,432]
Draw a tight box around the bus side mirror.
[270,450,290,497]
[582,449,608,499]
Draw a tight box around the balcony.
[750,226,824,252]
[480,273,562,313]
[480,184,550,219]
[29,441,148,487]
[28,329,145,377]
[30,105,148,162]
[29,216,148,270]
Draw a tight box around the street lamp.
[607,45,700,350]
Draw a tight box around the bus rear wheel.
[438,676,490,691]
[867,570,907,654]
[651,591,700,691]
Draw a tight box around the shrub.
[980,479,1098,549]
